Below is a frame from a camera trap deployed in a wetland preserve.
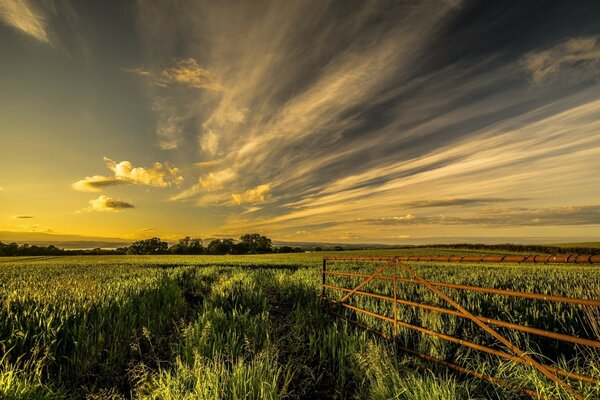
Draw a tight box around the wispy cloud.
[72,157,183,192]
[139,1,456,202]
[523,35,600,83]
[13,215,35,219]
[132,1,600,241]
[223,96,600,237]
[128,59,223,91]
[87,195,134,212]
[232,184,271,206]
[127,58,223,149]
[0,0,50,44]
[170,168,236,202]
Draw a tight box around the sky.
[1,0,600,245]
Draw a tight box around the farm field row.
[0,251,598,399]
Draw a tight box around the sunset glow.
[1,1,600,245]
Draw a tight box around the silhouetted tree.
[207,239,236,255]
[127,237,168,255]
[239,233,273,254]
[277,246,295,253]
[169,237,204,254]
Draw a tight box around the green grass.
[0,251,598,399]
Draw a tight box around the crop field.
[0,250,599,399]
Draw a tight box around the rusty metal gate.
[321,256,600,399]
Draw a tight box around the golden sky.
[1,0,600,245]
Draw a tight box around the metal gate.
[321,256,600,399]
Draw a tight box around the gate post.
[393,258,398,340]
[321,258,327,303]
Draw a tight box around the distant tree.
[233,241,249,255]
[0,242,19,256]
[127,237,168,255]
[334,246,344,251]
[207,239,237,255]
[313,247,322,252]
[169,237,204,255]
[277,246,295,253]
[239,233,273,254]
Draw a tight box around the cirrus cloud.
[127,59,224,150]
[0,0,50,44]
[523,35,600,83]
[128,58,223,91]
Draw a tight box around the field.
[0,249,599,399]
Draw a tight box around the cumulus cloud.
[0,0,50,44]
[72,157,183,192]
[523,36,600,83]
[104,157,183,186]
[87,195,134,212]
[232,184,271,205]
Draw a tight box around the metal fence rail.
[325,255,600,263]
[322,255,600,399]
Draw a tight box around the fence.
[321,256,600,399]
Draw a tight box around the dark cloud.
[72,176,127,192]
[105,199,134,210]
[360,205,600,227]
[13,215,35,219]
[402,198,526,208]
[88,195,134,212]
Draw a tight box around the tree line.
[126,233,276,255]
[0,233,287,256]
[1,238,597,256]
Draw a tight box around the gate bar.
[323,283,600,349]
[330,311,543,399]
[337,261,391,304]
[325,255,600,263]
[334,301,597,385]
[324,270,600,307]
[397,261,584,400]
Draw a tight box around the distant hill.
[0,231,131,249]
[274,237,600,248]
[2,231,598,251]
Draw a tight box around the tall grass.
[0,254,598,398]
